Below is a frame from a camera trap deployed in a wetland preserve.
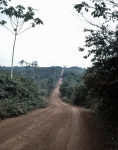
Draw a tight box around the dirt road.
[0,78,109,150]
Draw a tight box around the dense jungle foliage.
[73,0,118,148]
[0,66,62,119]
[59,67,85,104]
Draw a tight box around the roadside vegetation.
[0,66,62,119]
[0,1,62,119]
[59,67,85,105]
[1,0,117,149]
[60,1,118,149]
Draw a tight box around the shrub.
[0,72,48,119]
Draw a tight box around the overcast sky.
[0,0,92,68]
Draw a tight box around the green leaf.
[83,56,88,59]
[0,20,7,25]
[34,18,43,25]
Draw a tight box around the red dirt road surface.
[0,78,109,150]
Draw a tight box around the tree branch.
[2,25,14,34]
[17,21,24,33]
[18,20,24,26]
[10,18,15,31]
[81,13,103,29]
[18,26,32,35]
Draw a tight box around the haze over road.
[0,77,108,150]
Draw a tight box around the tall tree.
[19,60,25,75]
[24,61,31,78]
[74,0,118,123]
[74,0,118,72]
[0,5,43,80]
[32,61,38,80]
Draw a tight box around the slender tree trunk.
[22,64,23,75]
[34,67,35,81]
[11,33,17,80]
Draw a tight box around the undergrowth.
[0,72,48,119]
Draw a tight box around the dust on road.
[0,78,109,150]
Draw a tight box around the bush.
[0,72,48,119]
